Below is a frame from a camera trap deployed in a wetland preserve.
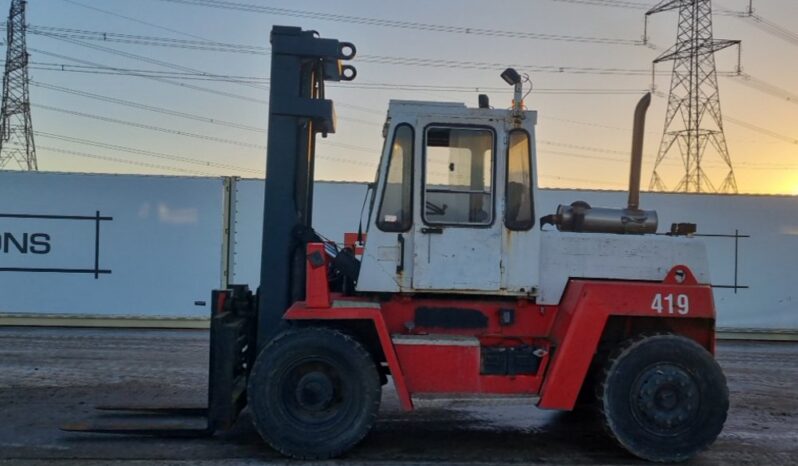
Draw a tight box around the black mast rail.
[258,26,356,347]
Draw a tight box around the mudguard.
[537,265,716,410]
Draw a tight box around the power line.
[550,0,745,16]
[23,19,792,175]
[542,174,626,188]
[332,81,648,95]
[647,89,798,146]
[29,41,381,125]
[41,6,796,116]
[50,4,382,118]
[542,149,629,163]
[26,25,268,54]
[57,0,210,41]
[29,70,795,161]
[355,53,738,77]
[30,95,795,175]
[26,62,650,95]
[32,103,267,150]
[568,0,798,43]
[741,12,798,46]
[548,0,649,10]
[21,24,744,78]
[727,73,798,107]
[539,139,628,155]
[157,0,643,45]
[31,81,379,155]
[30,40,272,104]
[541,114,659,135]
[31,80,266,132]
[27,61,270,83]
[724,116,798,145]
[31,78,795,165]
[36,144,220,176]
[21,24,652,74]
[34,131,262,173]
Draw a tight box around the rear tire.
[597,334,728,463]
[247,327,381,459]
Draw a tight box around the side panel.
[393,337,482,393]
[538,231,711,304]
[413,227,502,290]
[0,171,224,318]
[394,337,543,395]
[538,269,715,410]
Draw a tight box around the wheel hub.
[294,371,335,411]
[633,364,700,434]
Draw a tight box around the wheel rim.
[630,363,701,436]
[280,357,347,428]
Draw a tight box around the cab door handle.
[421,227,443,234]
[396,234,405,274]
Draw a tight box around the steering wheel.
[425,201,448,216]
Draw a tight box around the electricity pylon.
[647,0,739,193]
[0,0,37,171]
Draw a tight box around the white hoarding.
[2,172,795,331]
[0,172,225,318]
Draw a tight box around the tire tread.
[596,333,728,463]
[248,327,381,460]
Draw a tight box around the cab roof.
[387,99,538,124]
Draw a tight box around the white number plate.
[651,293,690,315]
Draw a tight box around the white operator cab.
[357,92,712,304]
[357,99,541,296]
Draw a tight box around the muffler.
[542,93,658,234]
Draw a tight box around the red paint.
[305,243,330,308]
[285,300,414,411]
[538,267,715,410]
[285,265,715,412]
[394,342,480,393]
[344,232,366,255]
[214,290,227,316]
[395,341,546,394]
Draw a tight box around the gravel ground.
[0,327,796,465]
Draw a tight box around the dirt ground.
[0,327,796,465]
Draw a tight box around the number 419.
[651,293,689,315]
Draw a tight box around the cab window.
[377,124,414,232]
[505,130,533,230]
[424,127,494,225]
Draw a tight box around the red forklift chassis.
[243,249,717,412]
[64,26,729,464]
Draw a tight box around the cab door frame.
[411,120,504,292]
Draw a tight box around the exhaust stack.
[541,93,658,234]
[627,92,650,211]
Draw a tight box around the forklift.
[65,26,728,463]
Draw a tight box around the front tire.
[597,334,728,462]
[247,327,381,459]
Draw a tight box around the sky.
[9,0,798,194]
